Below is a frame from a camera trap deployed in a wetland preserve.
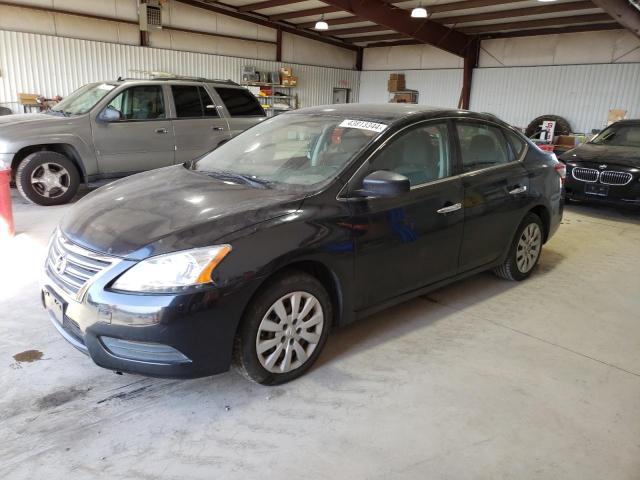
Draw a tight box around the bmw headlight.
[112,245,232,293]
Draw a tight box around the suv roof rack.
[116,75,241,87]
[116,75,239,86]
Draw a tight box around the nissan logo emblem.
[54,254,67,275]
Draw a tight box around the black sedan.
[561,120,640,207]
[42,104,563,385]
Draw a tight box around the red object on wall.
[0,169,15,239]
[539,144,555,152]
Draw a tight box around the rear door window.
[456,121,512,172]
[172,85,201,118]
[215,87,265,116]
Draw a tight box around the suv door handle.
[508,186,527,195]
[212,126,225,131]
[155,128,168,134]
[437,203,463,214]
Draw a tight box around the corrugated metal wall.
[359,69,463,108]
[0,29,360,112]
[470,63,640,133]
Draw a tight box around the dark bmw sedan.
[42,104,563,385]
[561,120,640,207]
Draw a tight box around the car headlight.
[112,245,232,293]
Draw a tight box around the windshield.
[194,113,385,191]
[590,125,640,148]
[51,83,117,115]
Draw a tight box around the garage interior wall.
[360,30,640,133]
[0,0,359,111]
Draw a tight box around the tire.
[234,270,332,385]
[15,151,80,206]
[525,115,572,139]
[493,213,544,281]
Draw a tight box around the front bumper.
[42,261,258,378]
[0,153,14,170]
[565,166,640,207]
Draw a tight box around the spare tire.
[525,115,572,139]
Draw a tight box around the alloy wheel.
[516,223,542,273]
[256,291,324,374]
[30,162,70,199]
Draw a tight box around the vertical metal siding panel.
[471,63,640,132]
[0,29,359,111]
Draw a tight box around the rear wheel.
[494,213,544,281]
[15,151,80,206]
[234,270,332,385]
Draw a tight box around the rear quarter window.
[215,87,265,117]
[505,129,528,160]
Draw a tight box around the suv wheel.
[494,213,544,281]
[234,270,332,385]
[16,151,80,206]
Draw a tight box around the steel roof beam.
[319,0,474,56]
[591,0,640,38]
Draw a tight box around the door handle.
[437,203,463,214]
[155,128,168,134]
[211,126,225,131]
[508,186,527,195]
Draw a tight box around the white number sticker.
[339,119,388,133]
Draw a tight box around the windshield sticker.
[339,119,388,133]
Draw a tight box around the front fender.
[215,208,356,327]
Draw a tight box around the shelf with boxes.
[241,65,298,116]
[387,73,419,104]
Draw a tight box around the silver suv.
[0,77,266,205]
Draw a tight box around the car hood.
[560,143,640,168]
[60,165,306,259]
[0,112,67,127]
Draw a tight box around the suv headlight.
[112,245,231,293]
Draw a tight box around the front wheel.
[15,151,80,206]
[234,271,332,385]
[494,213,544,281]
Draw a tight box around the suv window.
[504,129,527,160]
[456,121,511,172]
[371,122,451,187]
[215,87,264,116]
[171,85,219,118]
[105,85,165,120]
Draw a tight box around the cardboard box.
[280,66,293,76]
[18,93,40,105]
[388,79,406,92]
[556,135,577,147]
[282,75,298,86]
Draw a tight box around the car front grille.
[572,167,599,183]
[45,231,116,298]
[599,171,633,186]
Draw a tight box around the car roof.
[611,119,640,126]
[290,103,507,126]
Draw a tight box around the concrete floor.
[1,189,639,480]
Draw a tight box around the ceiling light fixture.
[411,3,428,18]
[315,15,329,30]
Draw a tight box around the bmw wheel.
[235,270,332,385]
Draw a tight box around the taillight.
[555,162,566,185]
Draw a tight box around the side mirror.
[98,106,122,122]
[362,170,410,198]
